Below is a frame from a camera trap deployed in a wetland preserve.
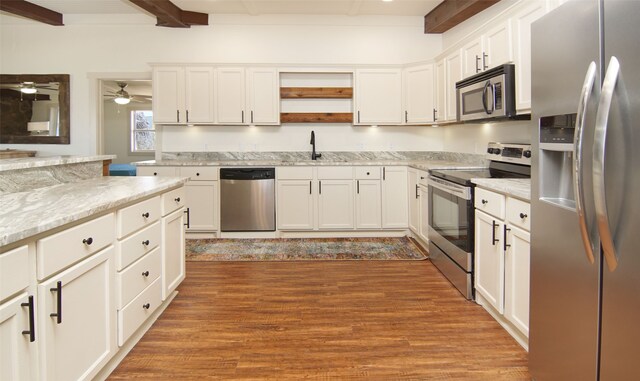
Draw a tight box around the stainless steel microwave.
[456,64,516,122]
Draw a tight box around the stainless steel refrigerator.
[530,0,640,380]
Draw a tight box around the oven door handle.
[428,176,471,200]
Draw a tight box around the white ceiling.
[26,0,442,17]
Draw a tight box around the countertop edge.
[0,155,116,172]
[471,178,531,202]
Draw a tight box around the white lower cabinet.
[277,180,314,230]
[184,181,218,231]
[408,168,420,233]
[381,166,408,229]
[418,184,429,244]
[355,179,381,229]
[162,208,186,300]
[474,187,531,347]
[1,292,36,381]
[38,247,115,381]
[318,180,354,230]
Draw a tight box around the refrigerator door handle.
[593,56,621,272]
[574,61,598,265]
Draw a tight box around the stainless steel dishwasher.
[219,168,276,232]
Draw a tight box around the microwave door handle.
[594,56,621,272]
[574,61,598,265]
[482,80,493,114]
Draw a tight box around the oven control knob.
[493,148,501,155]
[487,148,493,154]
[523,150,532,158]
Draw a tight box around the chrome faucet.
[310,130,321,160]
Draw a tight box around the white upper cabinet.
[444,50,462,122]
[435,59,446,123]
[513,1,549,112]
[153,66,185,124]
[483,20,514,71]
[246,68,280,125]
[462,38,484,79]
[404,64,435,124]
[184,67,215,123]
[216,67,246,124]
[354,69,403,125]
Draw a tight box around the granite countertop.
[471,178,531,201]
[0,155,116,172]
[0,176,187,247]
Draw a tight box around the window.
[130,110,155,152]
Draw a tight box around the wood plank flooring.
[109,260,530,380]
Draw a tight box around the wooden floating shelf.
[280,112,353,124]
[280,87,353,99]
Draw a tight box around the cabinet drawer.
[117,196,161,238]
[37,213,115,280]
[355,167,381,180]
[180,166,218,181]
[0,245,29,302]
[506,197,531,231]
[475,188,505,219]
[162,187,186,216]
[317,166,353,180]
[117,248,161,308]
[137,166,177,177]
[277,167,313,180]
[117,277,162,346]
[116,221,161,270]
[418,170,429,186]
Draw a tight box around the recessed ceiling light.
[382,0,394,2]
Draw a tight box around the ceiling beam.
[0,0,63,26]
[128,0,208,28]
[424,0,500,34]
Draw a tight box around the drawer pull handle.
[174,197,181,202]
[366,172,370,175]
[50,281,62,324]
[142,240,150,246]
[196,173,200,176]
[482,199,488,205]
[82,237,93,245]
[520,213,528,219]
[142,271,150,277]
[21,295,36,342]
[142,212,150,218]
[143,303,151,310]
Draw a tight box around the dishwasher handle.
[220,168,275,180]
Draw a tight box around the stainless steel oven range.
[428,142,531,299]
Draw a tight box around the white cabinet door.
[381,167,408,229]
[355,180,381,229]
[247,67,279,125]
[318,180,354,230]
[39,247,115,381]
[1,293,36,381]
[185,66,215,123]
[404,64,435,124]
[355,69,403,125]
[185,181,218,231]
[408,168,419,233]
[216,67,246,124]
[435,59,446,123]
[153,66,185,124]
[462,37,484,78]
[162,208,185,301]
[475,210,505,314]
[418,184,429,243]
[513,1,549,112]
[445,50,462,121]
[483,20,514,70]
[504,225,531,337]
[277,180,314,231]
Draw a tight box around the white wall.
[0,13,442,156]
[103,101,154,164]
[441,120,533,154]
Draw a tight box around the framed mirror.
[0,74,70,144]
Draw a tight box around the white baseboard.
[475,292,529,351]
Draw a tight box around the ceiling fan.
[103,82,151,105]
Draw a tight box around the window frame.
[129,109,155,154]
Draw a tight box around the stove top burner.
[430,162,531,186]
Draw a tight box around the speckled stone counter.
[0,176,187,247]
[135,151,488,171]
[0,155,116,194]
[471,178,531,201]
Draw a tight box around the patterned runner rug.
[186,236,427,261]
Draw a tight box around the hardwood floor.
[109,260,530,380]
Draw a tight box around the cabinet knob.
[482,199,488,205]
[196,173,200,176]
[142,212,150,218]
[174,197,181,202]
[143,303,151,310]
[366,172,370,175]
[420,176,425,180]
[82,237,93,245]
[142,271,150,277]
[142,240,150,246]
[520,213,528,219]
[153,172,158,176]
